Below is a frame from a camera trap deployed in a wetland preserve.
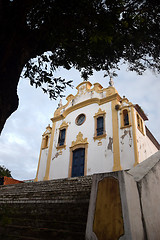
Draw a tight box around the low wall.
[86,150,160,240]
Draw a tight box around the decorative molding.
[93,83,103,93]
[105,87,118,96]
[94,133,107,141]
[56,144,66,150]
[98,141,102,146]
[42,125,52,136]
[59,121,68,130]
[52,80,121,122]
[94,108,106,118]
[120,107,132,129]
[52,94,121,123]
[70,132,88,148]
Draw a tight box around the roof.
[0,176,24,185]
[134,104,148,121]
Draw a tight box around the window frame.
[58,128,66,146]
[56,121,68,150]
[120,108,131,129]
[75,113,86,126]
[136,113,144,135]
[42,135,49,149]
[93,108,106,141]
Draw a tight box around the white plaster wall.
[119,127,135,170]
[37,148,48,181]
[49,101,114,179]
[136,127,158,163]
[118,107,135,169]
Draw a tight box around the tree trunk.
[0,52,24,134]
[0,0,41,134]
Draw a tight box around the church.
[35,80,159,181]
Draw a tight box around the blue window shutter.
[97,116,104,136]
[58,129,66,146]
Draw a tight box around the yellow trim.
[52,94,121,123]
[41,125,52,149]
[56,144,66,150]
[136,113,144,135]
[93,83,103,92]
[93,133,107,141]
[94,108,106,118]
[42,125,52,136]
[112,100,122,171]
[76,81,92,91]
[43,122,56,180]
[93,108,106,141]
[70,132,88,147]
[120,107,132,129]
[42,135,49,149]
[69,132,88,178]
[131,107,139,166]
[34,141,43,182]
[35,125,52,181]
[56,121,68,150]
[59,121,68,130]
[53,81,120,119]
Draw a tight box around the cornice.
[51,93,121,123]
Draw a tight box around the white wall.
[49,101,114,179]
[37,148,48,180]
[136,126,158,163]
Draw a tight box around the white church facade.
[35,81,160,181]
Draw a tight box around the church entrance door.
[71,148,85,177]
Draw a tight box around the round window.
[76,114,86,126]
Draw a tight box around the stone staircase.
[0,176,92,240]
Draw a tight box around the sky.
[0,66,160,180]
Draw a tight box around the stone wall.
[0,176,92,240]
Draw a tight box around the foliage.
[19,0,160,97]
[0,166,12,178]
[0,0,160,133]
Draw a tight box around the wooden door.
[71,148,85,177]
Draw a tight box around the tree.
[0,0,159,134]
[0,165,12,177]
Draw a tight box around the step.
[0,188,91,199]
[0,207,89,223]
[0,176,92,192]
[6,218,87,232]
[0,225,85,240]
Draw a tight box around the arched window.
[120,108,131,129]
[123,109,129,126]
